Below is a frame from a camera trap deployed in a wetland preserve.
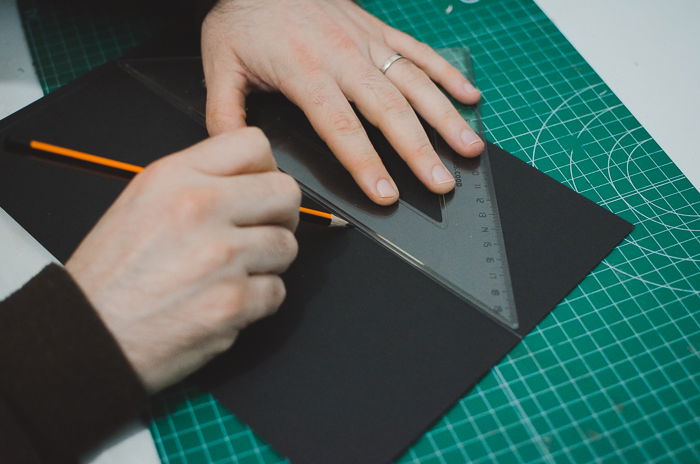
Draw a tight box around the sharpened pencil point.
[330,215,350,228]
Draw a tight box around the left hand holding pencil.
[65,129,301,393]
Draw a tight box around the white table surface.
[0,0,698,462]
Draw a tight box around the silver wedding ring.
[380,53,408,74]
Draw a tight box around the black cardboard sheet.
[197,144,633,464]
[0,60,632,464]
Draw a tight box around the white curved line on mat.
[623,142,700,220]
[567,103,624,191]
[602,259,699,294]
[607,129,700,234]
[605,134,700,267]
[530,83,605,166]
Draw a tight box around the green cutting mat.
[19,0,700,462]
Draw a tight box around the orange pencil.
[6,137,349,228]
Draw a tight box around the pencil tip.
[330,216,350,228]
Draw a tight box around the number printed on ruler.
[453,153,517,329]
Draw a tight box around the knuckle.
[337,35,356,52]
[140,157,176,183]
[212,336,237,355]
[233,127,273,168]
[205,109,244,137]
[437,104,460,125]
[270,172,300,196]
[382,93,413,119]
[350,152,382,174]
[240,125,265,140]
[415,41,434,58]
[202,238,240,270]
[324,20,357,52]
[442,63,462,81]
[206,284,246,326]
[280,174,302,205]
[358,67,383,87]
[221,286,246,314]
[330,29,355,50]
[265,277,287,311]
[283,229,299,260]
[334,33,356,52]
[404,67,432,90]
[414,140,437,161]
[242,126,272,153]
[289,38,322,75]
[329,111,363,136]
[174,185,220,222]
[271,228,299,262]
[307,80,330,107]
[218,241,241,267]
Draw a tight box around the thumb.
[171,128,276,177]
[204,64,250,135]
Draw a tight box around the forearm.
[0,264,148,463]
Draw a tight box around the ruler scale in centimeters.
[426,47,519,330]
[448,141,518,330]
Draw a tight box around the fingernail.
[464,82,481,97]
[432,164,454,185]
[461,129,482,147]
[376,179,397,198]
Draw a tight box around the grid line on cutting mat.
[16,0,700,462]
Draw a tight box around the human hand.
[65,129,301,393]
[201,0,483,206]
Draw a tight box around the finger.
[340,62,456,194]
[224,171,301,231]
[203,60,250,135]
[282,76,399,205]
[234,275,287,328]
[173,128,277,176]
[383,59,484,157]
[233,226,299,275]
[383,28,481,105]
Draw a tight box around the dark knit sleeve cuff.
[0,263,148,462]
